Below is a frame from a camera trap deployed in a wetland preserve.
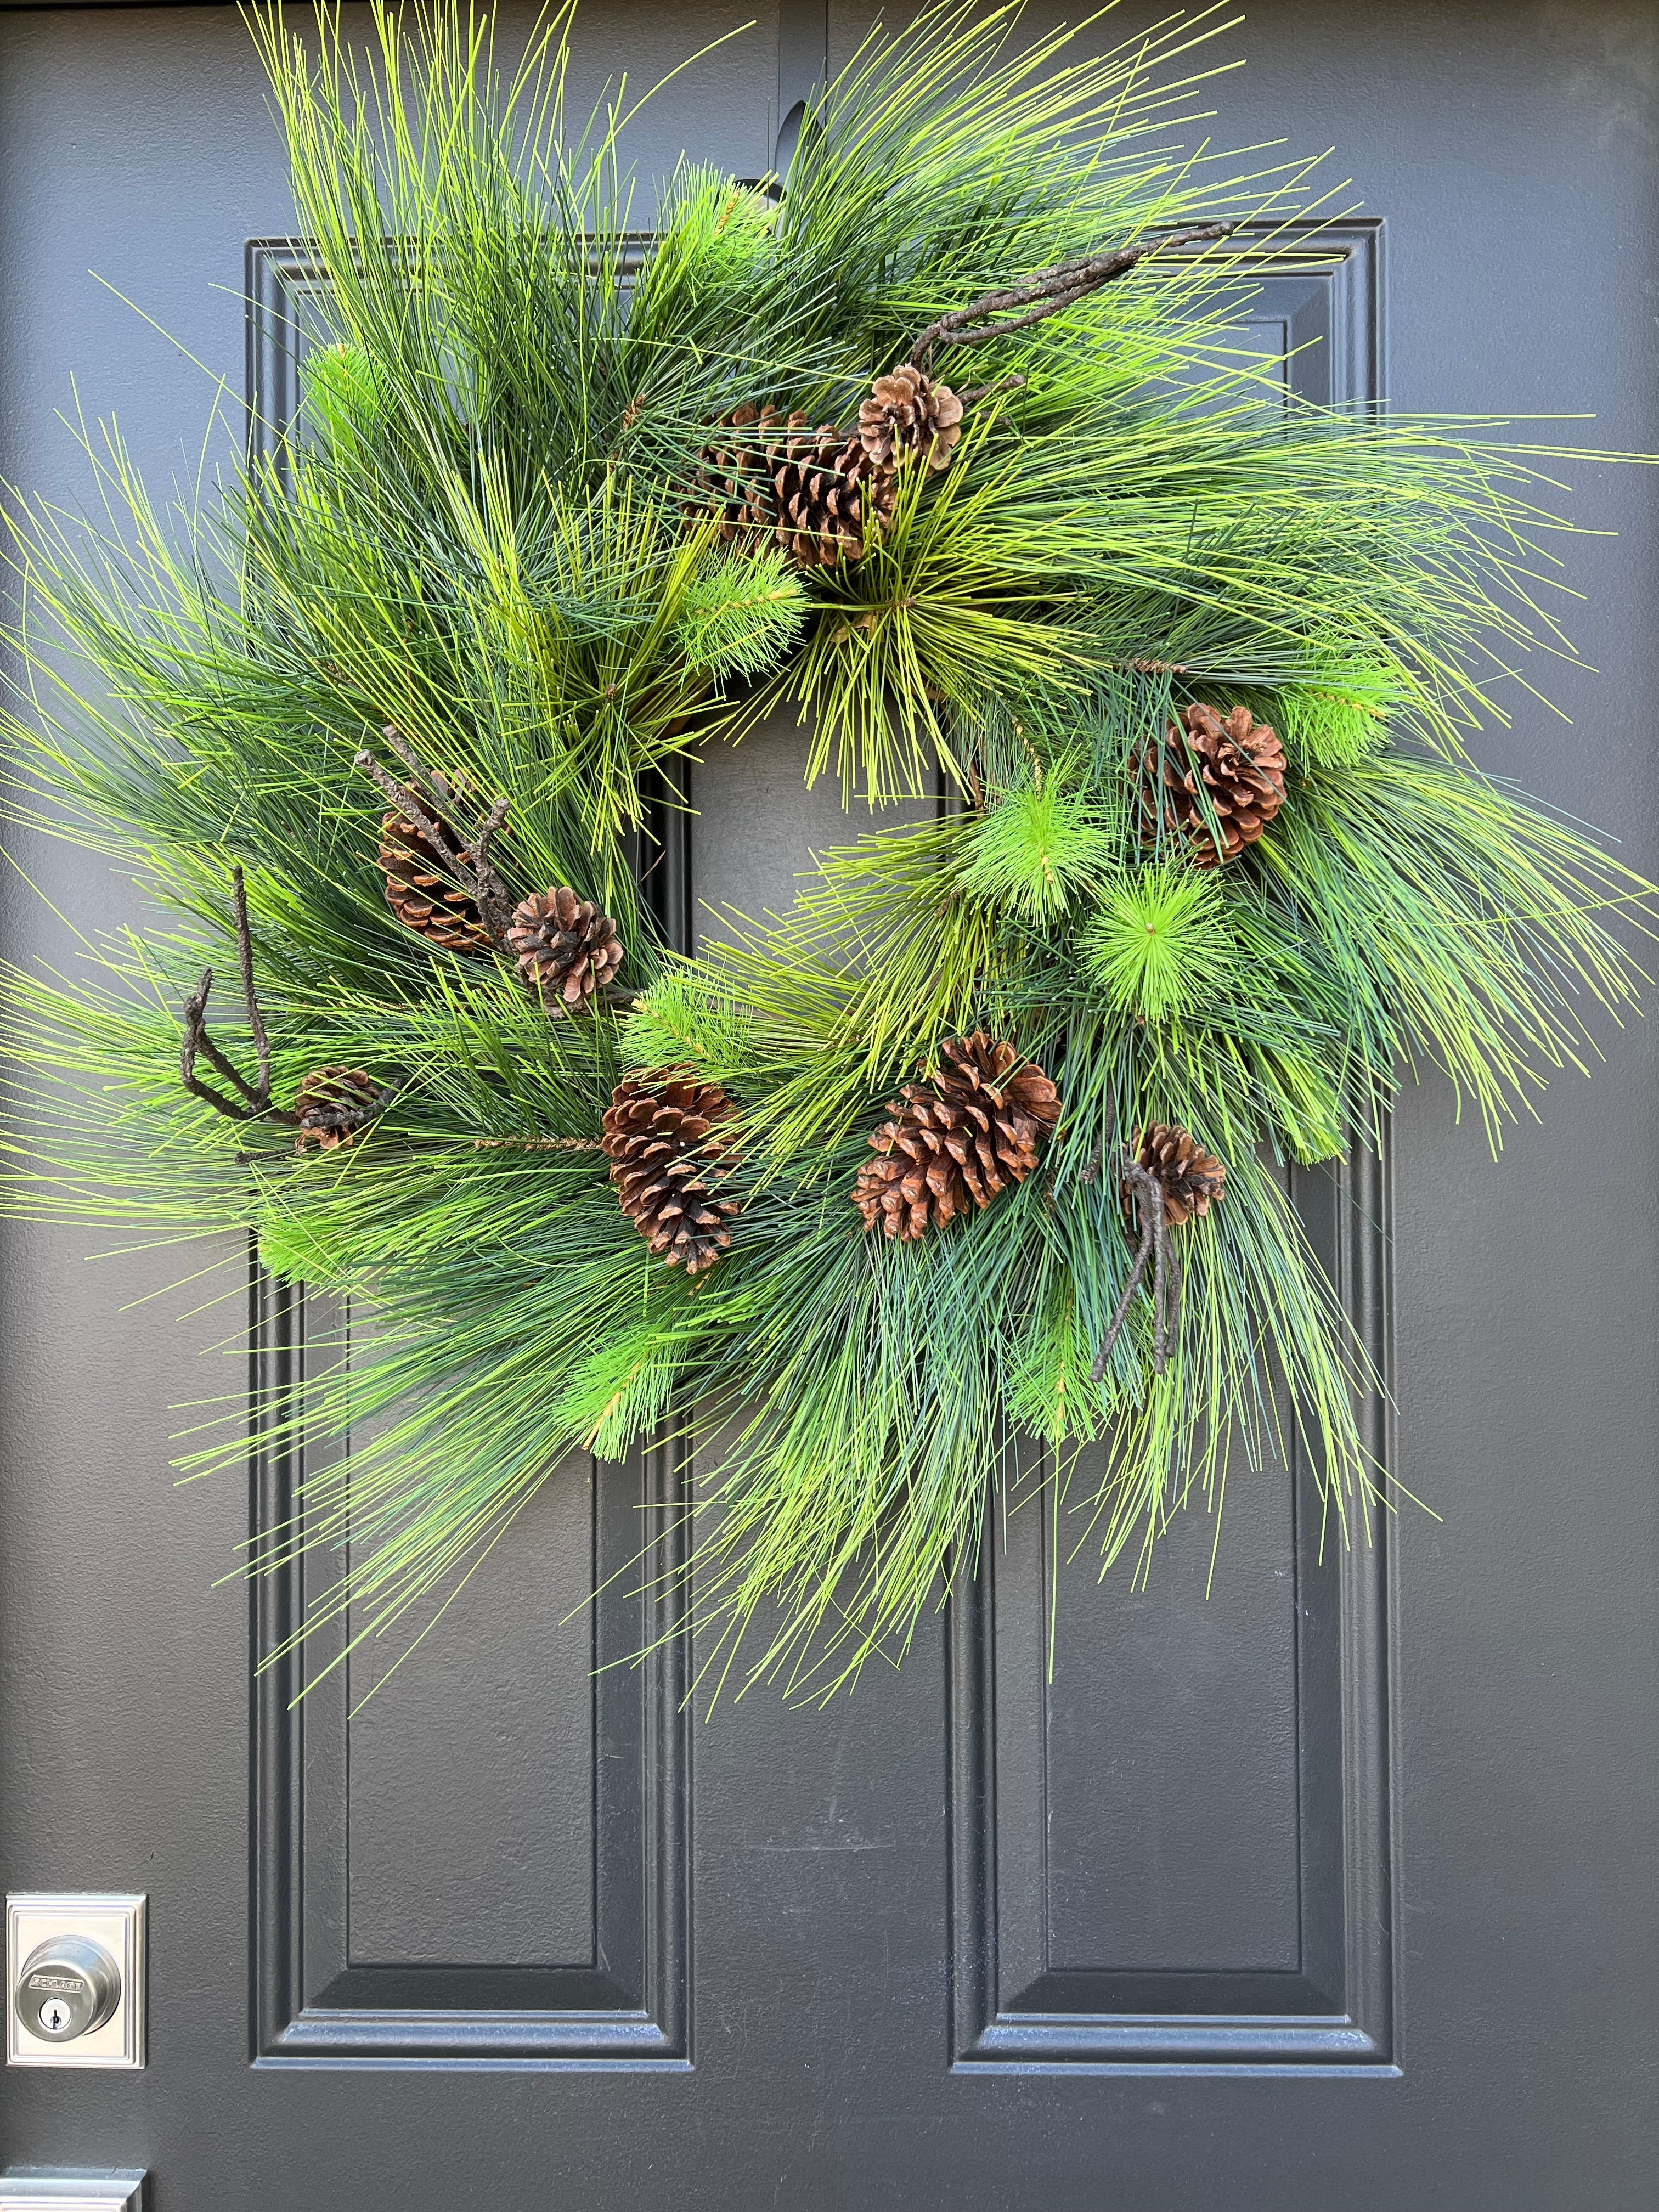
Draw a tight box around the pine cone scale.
[688,401,785,544]
[507,887,623,1011]
[293,1065,384,1154]
[769,417,873,567]
[380,795,492,953]
[858,364,964,473]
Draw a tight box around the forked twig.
[355,724,515,949]
[357,738,462,871]
[180,865,295,1125]
[1090,1154,1178,1382]
[910,222,1240,366]
[294,1079,399,1144]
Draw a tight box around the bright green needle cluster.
[1084,867,1237,1024]
[0,0,1651,1705]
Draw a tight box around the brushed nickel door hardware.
[0,2175,145,2211]
[5,1898,145,2069]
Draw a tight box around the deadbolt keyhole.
[15,1933,122,2043]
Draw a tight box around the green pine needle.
[671,551,808,681]
[303,339,388,455]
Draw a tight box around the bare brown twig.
[1090,1154,1178,1381]
[955,372,1028,405]
[295,1103,394,1152]
[909,222,1240,366]
[471,1135,605,1152]
[355,724,516,949]
[180,865,294,1125]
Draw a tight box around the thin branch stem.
[471,1135,605,1152]
[1090,1156,1178,1381]
[470,795,514,947]
[294,1079,397,1142]
[955,373,1028,405]
[192,1019,264,1108]
[181,967,253,1119]
[356,731,515,951]
[910,222,1239,365]
[178,869,296,1127]
[353,747,464,874]
[230,865,273,1107]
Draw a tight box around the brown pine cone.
[379,789,493,952]
[839,437,896,540]
[853,1032,1062,1242]
[1122,1123,1226,1228]
[602,1070,742,1275]
[769,416,874,567]
[1139,703,1286,867]
[507,888,624,1012]
[687,401,785,544]
[857,364,964,473]
[292,1065,384,1154]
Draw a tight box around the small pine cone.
[507,888,623,1012]
[379,791,492,952]
[1139,703,1286,867]
[769,416,872,567]
[292,1065,383,1154]
[602,1070,742,1275]
[1122,1123,1226,1228]
[857,364,964,473]
[853,1032,1062,1242]
[687,401,785,543]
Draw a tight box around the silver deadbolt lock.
[16,1933,121,2044]
[6,1895,145,2068]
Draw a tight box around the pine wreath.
[1,4,1652,1704]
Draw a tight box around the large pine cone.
[602,1071,742,1275]
[769,416,879,567]
[379,789,492,952]
[853,1033,1062,1242]
[293,1065,383,1154]
[507,888,623,1012]
[1122,1122,1226,1228]
[1140,703,1286,867]
[857,364,964,473]
[689,401,784,544]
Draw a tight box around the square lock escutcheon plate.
[6,1895,145,2069]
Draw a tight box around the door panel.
[946,227,1397,2074]
[1,5,1655,2210]
[242,244,692,2067]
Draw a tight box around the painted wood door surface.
[1,5,1654,2207]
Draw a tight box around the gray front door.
[2,5,1654,2208]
